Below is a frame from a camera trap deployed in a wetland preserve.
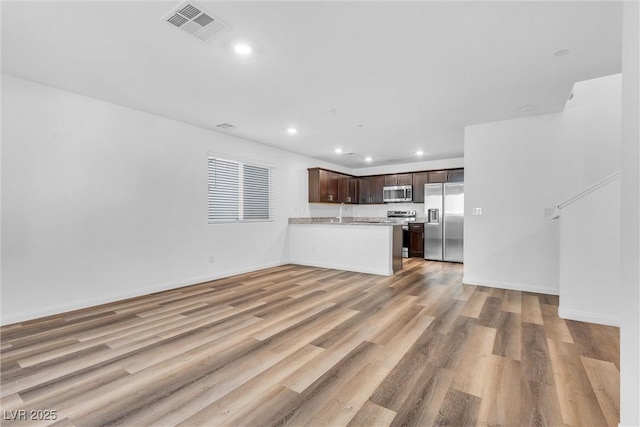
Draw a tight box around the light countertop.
[288,217,417,226]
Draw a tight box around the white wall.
[555,76,622,202]
[0,74,465,324]
[288,224,395,276]
[464,74,621,296]
[352,157,464,177]
[558,176,620,326]
[620,1,640,424]
[0,75,344,324]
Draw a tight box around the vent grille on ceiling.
[162,2,228,43]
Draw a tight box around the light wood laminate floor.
[1,260,620,426]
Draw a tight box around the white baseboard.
[462,277,620,327]
[462,276,559,296]
[1,261,289,326]
[288,260,392,277]
[558,307,620,327]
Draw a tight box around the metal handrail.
[557,171,621,209]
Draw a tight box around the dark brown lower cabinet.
[409,223,424,258]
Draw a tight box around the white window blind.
[208,156,274,222]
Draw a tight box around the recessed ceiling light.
[334,148,343,154]
[365,156,372,162]
[554,49,570,57]
[287,127,298,134]
[520,104,536,113]
[327,107,337,114]
[416,150,424,156]
[234,44,253,55]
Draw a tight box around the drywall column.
[620,1,640,424]
[558,177,620,326]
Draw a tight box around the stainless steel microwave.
[383,185,413,203]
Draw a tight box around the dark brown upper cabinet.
[357,176,385,204]
[412,172,430,203]
[338,176,358,204]
[427,171,448,183]
[384,173,413,186]
[447,169,464,182]
[369,175,385,204]
[358,177,371,204]
[309,167,463,204]
[308,168,340,203]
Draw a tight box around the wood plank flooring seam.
[0,260,620,427]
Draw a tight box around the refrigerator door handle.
[442,214,446,260]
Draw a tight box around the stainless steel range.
[387,210,416,258]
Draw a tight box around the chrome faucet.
[338,203,345,223]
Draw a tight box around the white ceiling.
[1,1,622,168]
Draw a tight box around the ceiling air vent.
[162,2,228,43]
[216,123,236,129]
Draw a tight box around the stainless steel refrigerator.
[424,183,464,262]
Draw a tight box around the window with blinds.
[207,156,274,222]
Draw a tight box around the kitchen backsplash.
[353,203,426,219]
[308,203,354,218]
[308,203,426,220]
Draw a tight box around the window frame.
[207,153,274,224]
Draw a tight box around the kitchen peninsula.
[288,218,403,276]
